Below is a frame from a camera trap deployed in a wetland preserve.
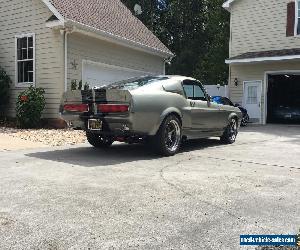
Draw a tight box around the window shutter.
[286,2,296,37]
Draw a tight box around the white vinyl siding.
[67,32,164,90]
[229,61,300,123]
[0,0,64,118]
[230,0,300,58]
[0,0,166,118]
[15,33,35,87]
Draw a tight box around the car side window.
[183,81,207,101]
[194,85,206,101]
[183,84,194,99]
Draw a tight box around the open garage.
[267,74,300,124]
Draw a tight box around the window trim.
[295,0,299,36]
[15,33,35,87]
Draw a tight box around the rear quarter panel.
[219,105,243,126]
[130,90,190,135]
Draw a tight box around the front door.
[243,81,262,123]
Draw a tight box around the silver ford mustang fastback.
[61,76,242,156]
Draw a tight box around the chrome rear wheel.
[165,119,181,152]
[152,115,182,156]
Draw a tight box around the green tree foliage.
[121,0,229,85]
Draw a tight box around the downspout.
[63,28,73,92]
[228,65,231,99]
[64,30,68,92]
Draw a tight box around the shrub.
[71,80,77,90]
[0,66,11,113]
[16,86,46,128]
[84,82,90,90]
[78,80,83,90]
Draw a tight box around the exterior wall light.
[234,78,239,87]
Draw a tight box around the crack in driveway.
[159,160,192,198]
[159,161,276,233]
[158,136,290,234]
[204,156,300,171]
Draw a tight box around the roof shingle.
[49,0,173,56]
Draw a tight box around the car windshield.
[104,76,169,90]
[222,98,234,106]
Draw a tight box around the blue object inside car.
[212,96,250,126]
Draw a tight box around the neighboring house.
[0,0,173,122]
[223,0,300,124]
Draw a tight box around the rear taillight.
[64,104,89,112]
[98,104,129,113]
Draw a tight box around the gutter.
[226,54,300,64]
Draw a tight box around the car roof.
[161,75,198,81]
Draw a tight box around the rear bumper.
[88,117,135,136]
[61,112,148,137]
[60,113,85,129]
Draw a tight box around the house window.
[15,34,35,86]
[246,86,258,104]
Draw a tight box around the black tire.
[86,132,114,148]
[241,114,249,127]
[220,118,238,144]
[152,115,182,156]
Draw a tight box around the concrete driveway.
[0,133,47,151]
[0,125,299,250]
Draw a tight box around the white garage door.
[82,61,154,88]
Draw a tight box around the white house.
[0,0,173,124]
[224,0,300,124]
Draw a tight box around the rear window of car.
[105,76,169,90]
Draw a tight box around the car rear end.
[60,88,136,137]
[61,76,172,140]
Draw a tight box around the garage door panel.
[82,62,152,88]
